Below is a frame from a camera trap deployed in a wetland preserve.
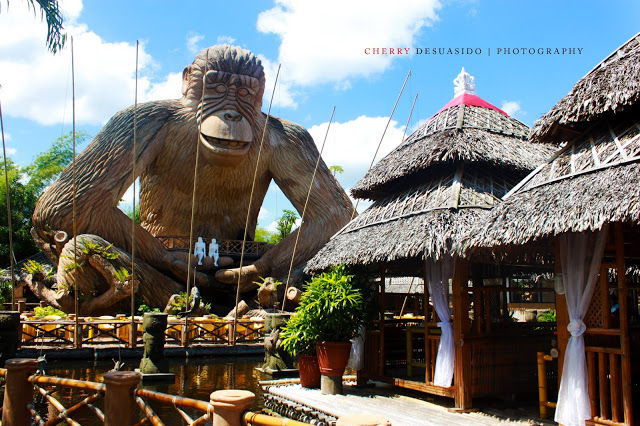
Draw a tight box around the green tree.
[23,131,89,195]
[254,226,278,244]
[1,131,88,267]
[1,0,66,54]
[276,209,298,243]
[0,159,38,266]
[329,165,344,177]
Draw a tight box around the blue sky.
[1,0,638,232]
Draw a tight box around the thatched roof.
[352,103,553,200]
[531,32,640,143]
[460,108,640,252]
[307,70,558,273]
[307,206,487,272]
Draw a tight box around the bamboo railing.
[19,316,265,349]
[0,361,311,425]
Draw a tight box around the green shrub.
[538,309,557,322]
[34,306,66,317]
[281,265,365,357]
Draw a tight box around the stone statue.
[194,237,206,266]
[29,45,353,315]
[209,238,219,267]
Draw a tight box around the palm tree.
[2,0,66,53]
[329,165,344,177]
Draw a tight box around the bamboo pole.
[71,37,80,348]
[0,87,16,311]
[233,65,280,343]
[614,223,633,425]
[130,40,139,349]
[282,106,336,310]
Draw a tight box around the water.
[34,355,266,425]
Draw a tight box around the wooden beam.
[452,258,472,409]
[614,223,633,425]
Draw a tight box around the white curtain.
[555,226,608,426]
[426,255,455,387]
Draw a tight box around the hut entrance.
[359,258,557,410]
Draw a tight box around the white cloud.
[501,100,521,117]
[266,220,278,233]
[259,55,297,109]
[0,1,178,127]
[257,0,441,88]
[258,207,269,220]
[186,32,205,56]
[216,35,236,45]
[6,147,17,156]
[140,72,183,102]
[308,115,405,173]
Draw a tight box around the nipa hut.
[460,33,640,425]
[307,68,555,410]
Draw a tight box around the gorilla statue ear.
[181,65,192,95]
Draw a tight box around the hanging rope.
[233,65,281,344]
[183,51,210,337]
[351,71,411,220]
[130,40,139,343]
[0,86,16,310]
[281,107,336,311]
[71,37,80,339]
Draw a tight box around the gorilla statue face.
[181,46,265,167]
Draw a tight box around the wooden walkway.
[263,382,550,426]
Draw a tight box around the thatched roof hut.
[307,68,554,272]
[460,33,640,253]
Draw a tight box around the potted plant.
[280,310,321,388]
[303,265,366,393]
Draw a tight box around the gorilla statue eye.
[237,87,251,97]
[213,84,227,94]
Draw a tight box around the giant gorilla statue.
[30,45,353,315]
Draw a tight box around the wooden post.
[103,371,141,426]
[1,358,37,426]
[598,353,610,420]
[537,352,549,419]
[614,223,633,425]
[587,351,597,418]
[452,258,472,410]
[378,263,386,377]
[422,256,431,383]
[209,390,255,426]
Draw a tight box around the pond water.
[35,355,267,425]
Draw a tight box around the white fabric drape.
[426,256,455,387]
[555,226,608,426]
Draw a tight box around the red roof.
[433,93,508,117]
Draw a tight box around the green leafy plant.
[0,281,12,306]
[22,259,44,274]
[34,306,66,317]
[281,265,365,357]
[165,291,210,315]
[80,238,119,260]
[63,261,83,273]
[138,303,161,314]
[538,309,557,323]
[114,267,130,282]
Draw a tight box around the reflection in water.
[40,355,266,425]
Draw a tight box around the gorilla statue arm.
[215,117,353,286]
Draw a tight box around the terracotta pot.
[298,354,321,388]
[316,341,352,377]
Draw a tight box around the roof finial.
[453,67,475,97]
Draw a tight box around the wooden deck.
[263,381,552,426]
